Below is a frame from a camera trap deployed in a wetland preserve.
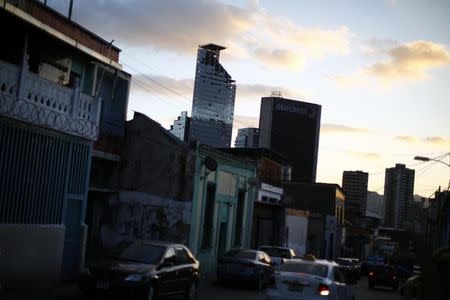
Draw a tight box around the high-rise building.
[169,111,191,143]
[342,171,369,217]
[234,127,259,148]
[258,96,321,183]
[384,164,415,229]
[189,44,236,148]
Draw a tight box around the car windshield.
[224,250,256,259]
[260,247,292,258]
[276,262,329,278]
[110,243,166,264]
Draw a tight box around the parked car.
[368,264,399,291]
[216,249,274,290]
[348,258,361,279]
[259,246,297,265]
[335,258,358,283]
[266,259,355,300]
[79,240,200,300]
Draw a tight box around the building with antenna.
[259,96,321,183]
[189,44,236,148]
[384,164,415,229]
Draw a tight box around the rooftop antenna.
[270,91,283,98]
[68,0,74,20]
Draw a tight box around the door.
[217,203,230,260]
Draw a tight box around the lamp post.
[414,152,450,167]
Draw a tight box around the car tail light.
[369,271,374,276]
[393,276,396,280]
[317,284,330,296]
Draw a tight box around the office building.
[259,96,321,183]
[342,170,369,217]
[384,164,415,229]
[189,44,236,148]
[169,111,191,143]
[235,127,259,148]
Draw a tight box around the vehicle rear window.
[112,243,166,264]
[276,262,329,278]
[260,247,291,258]
[224,250,256,259]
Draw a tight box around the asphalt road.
[196,275,403,300]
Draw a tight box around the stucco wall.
[89,191,192,255]
[0,224,65,288]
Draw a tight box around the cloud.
[350,151,383,160]
[58,0,351,71]
[321,124,371,134]
[332,40,450,87]
[394,135,450,145]
[129,73,310,102]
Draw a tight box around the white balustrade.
[0,60,101,140]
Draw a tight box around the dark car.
[79,240,200,300]
[336,258,358,283]
[349,258,361,279]
[368,264,399,291]
[216,249,274,290]
[258,246,296,266]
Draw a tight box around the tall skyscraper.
[234,127,259,148]
[384,164,415,229]
[342,170,369,218]
[189,44,236,148]
[258,96,321,183]
[169,111,191,143]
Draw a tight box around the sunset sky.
[47,0,450,196]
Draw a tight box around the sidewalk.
[0,283,84,300]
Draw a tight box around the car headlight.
[124,274,143,281]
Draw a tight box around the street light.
[414,153,450,167]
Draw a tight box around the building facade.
[384,164,415,229]
[189,44,236,148]
[169,111,191,143]
[0,0,125,286]
[258,96,321,183]
[342,170,369,219]
[234,127,259,148]
[190,146,256,273]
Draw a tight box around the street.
[195,275,402,300]
[1,275,403,300]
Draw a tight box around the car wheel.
[185,281,198,300]
[368,281,374,289]
[144,284,156,300]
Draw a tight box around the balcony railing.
[0,59,101,140]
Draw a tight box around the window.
[234,189,245,246]
[175,247,193,264]
[164,247,176,260]
[201,183,216,249]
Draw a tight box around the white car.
[265,259,355,300]
[259,246,296,266]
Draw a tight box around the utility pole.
[68,0,73,20]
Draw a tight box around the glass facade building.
[169,111,191,143]
[235,127,259,148]
[189,44,236,148]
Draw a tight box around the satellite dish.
[204,156,218,172]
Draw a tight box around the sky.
[46,0,450,197]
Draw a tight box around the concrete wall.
[286,211,308,257]
[0,224,65,288]
[88,191,192,256]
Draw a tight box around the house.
[0,0,128,286]
[190,145,257,273]
[86,112,194,257]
